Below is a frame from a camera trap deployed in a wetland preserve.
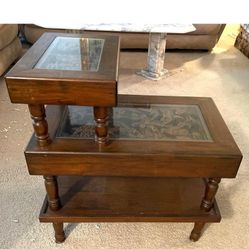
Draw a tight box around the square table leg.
[137,32,168,80]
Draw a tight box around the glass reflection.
[57,104,212,142]
[35,37,104,71]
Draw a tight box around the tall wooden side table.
[5,33,242,243]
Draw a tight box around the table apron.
[25,152,240,178]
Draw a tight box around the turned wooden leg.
[201,178,221,212]
[53,222,65,243]
[190,222,206,242]
[28,104,51,147]
[44,176,61,211]
[94,106,109,144]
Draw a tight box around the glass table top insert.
[57,104,212,142]
[35,37,105,71]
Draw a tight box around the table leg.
[189,178,221,241]
[28,104,51,147]
[201,178,221,212]
[44,176,61,211]
[137,32,168,80]
[94,106,109,144]
[189,222,206,242]
[53,222,65,243]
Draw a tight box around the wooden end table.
[5,33,242,243]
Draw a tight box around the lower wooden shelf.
[39,176,221,223]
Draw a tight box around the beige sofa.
[23,24,225,50]
[0,24,226,77]
[0,24,22,76]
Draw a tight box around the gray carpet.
[1,25,249,249]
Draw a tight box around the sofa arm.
[0,24,22,76]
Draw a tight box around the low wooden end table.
[5,33,242,243]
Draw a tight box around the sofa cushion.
[190,24,225,35]
[24,24,66,44]
[23,24,225,50]
[0,24,19,50]
[0,37,22,76]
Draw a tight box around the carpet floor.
[1,25,249,249]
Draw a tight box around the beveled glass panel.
[35,37,104,71]
[57,104,212,142]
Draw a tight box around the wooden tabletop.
[25,95,242,178]
[5,32,120,107]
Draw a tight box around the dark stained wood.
[39,176,221,223]
[189,222,206,242]
[26,150,241,178]
[94,106,109,144]
[201,178,221,211]
[28,104,50,147]
[5,32,120,107]
[117,95,243,156]
[23,95,242,242]
[44,176,61,211]
[5,30,242,242]
[7,32,120,80]
[25,95,242,178]
[27,95,243,156]
[6,78,117,106]
[52,222,65,243]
